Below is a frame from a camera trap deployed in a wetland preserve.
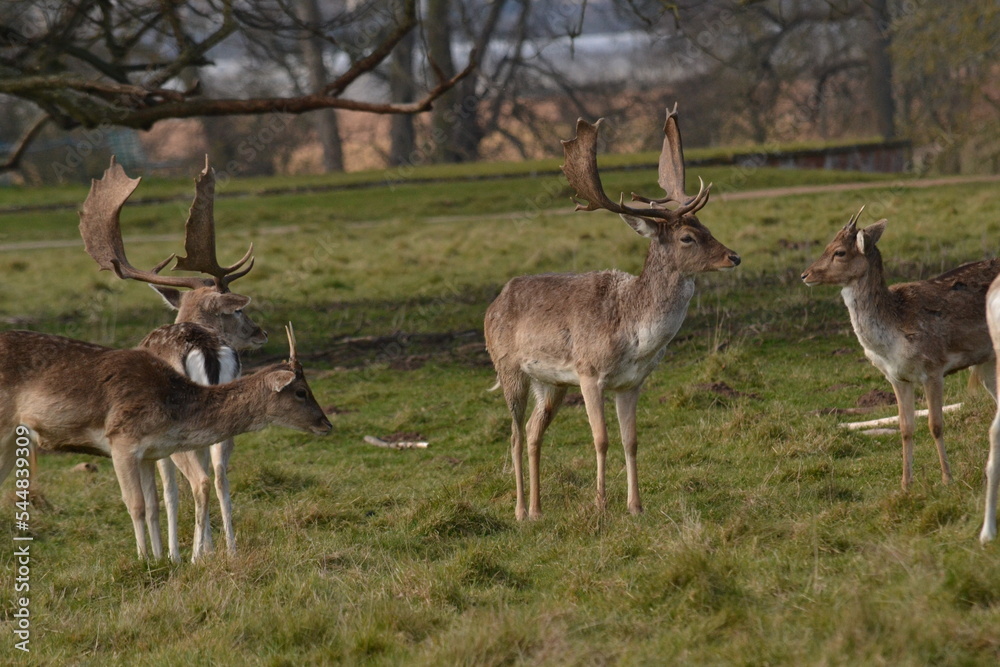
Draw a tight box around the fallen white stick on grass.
[860,428,898,436]
[363,435,429,450]
[839,403,962,431]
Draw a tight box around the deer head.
[801,206,888,286]
[79,156,267,349]
[262,323,332,436]
[561,104,740,274]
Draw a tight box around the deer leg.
[170,449,213,561]
[525,382,567,520]
[0,429,19,485]
[139,460,163,560]
[981,401,1000,543]
[501,372,529,521]
[110,448,149,559]
[615,388,643,515]
[156,458,182,563]
[580,376,609,511]
[976,358,998,403]
[890,380,916,489]
[27,441,37,485]
[210,439,236,554]
[923,374,952,484]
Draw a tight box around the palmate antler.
[79,156,254,292]
[174,156,254,291]
[560,104,711,222]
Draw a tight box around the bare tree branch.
[0,113,51,171]
[0,0,477,170]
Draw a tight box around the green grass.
[2,161,1000,664]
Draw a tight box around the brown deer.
[0,325,331,559]
[802,208,999,490]
[79,156,267,561]
[485,106,740,520]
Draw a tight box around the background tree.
[0,0,473,173]
[2,0,997,179]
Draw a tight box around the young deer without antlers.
[80,156,268,561]
[0,325,330,559]
[485,106,740,520]
[802,208,1000,489]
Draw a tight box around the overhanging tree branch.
[0,0,478,171]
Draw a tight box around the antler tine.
[285,322,298,364]
[172,156,255,291]
[670,177,712,217]
[79,157,214,290]
[561,118,675,221]
[219,250,255,291]
[844,205,866,231]
[150,254,176,274]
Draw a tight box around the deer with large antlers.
[79,156,267,561]
[485,106,740,520]
[0,325,331,559]
[802,208,1000,490]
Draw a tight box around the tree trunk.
[389,30,416,167]
[867,0,896,140]
[425,0,462,163]
[298,0,344,172]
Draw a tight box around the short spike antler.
[844,205,866,232]
[560,105,712,223]
[285,322,298,364]
[173,156,254,292]
[79,157,214,290]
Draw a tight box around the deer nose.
[729,253,741,266]
[314,415,333,435]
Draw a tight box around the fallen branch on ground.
[839,403,962,430]
[364,436,429,450]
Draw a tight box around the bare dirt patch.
[856,389,896,408]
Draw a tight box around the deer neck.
[631,241,695,311]
[840,250,899,355]
[177,373,272,445]
[620,241,696,350]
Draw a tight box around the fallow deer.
[485,106,740,520]
[980,276,1000,543]
[0,325,331,559]
[79,156,267,561]
[802,208,999,489]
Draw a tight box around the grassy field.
[1,156,1000,665]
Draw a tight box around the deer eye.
[680,235,695,244]
[294,388,308,399]
[833,250,847,258]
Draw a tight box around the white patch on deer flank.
[218,347,239,384]
[184,349,210,386]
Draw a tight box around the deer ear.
[215,293,251,314]
[266,370,296,392]
[150,285,182,310]
[866,219,887,244]
[857,219,888,253]
[620,214,658,239]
